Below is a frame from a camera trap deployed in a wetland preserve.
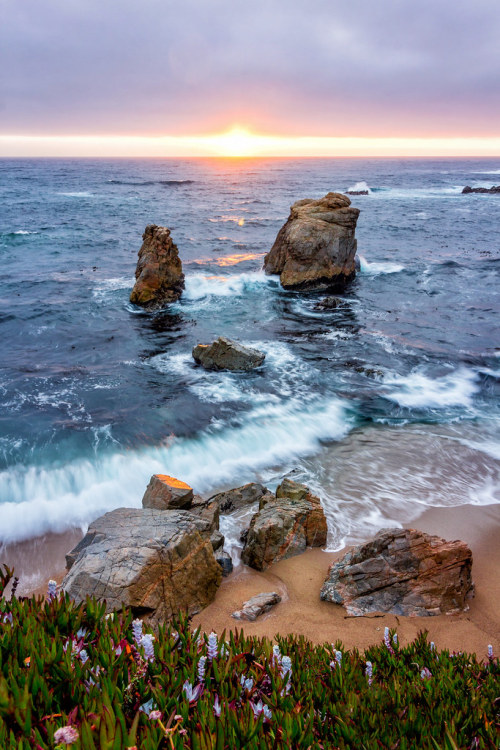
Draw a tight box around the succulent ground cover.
[0,566,498,749]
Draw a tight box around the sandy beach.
[2,502,498,657]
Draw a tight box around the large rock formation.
[462,185,500,194]
[192,337,265,371]
[241,479,328,571]
[63,508,222,621]
[263,192,360,291]
[130,224,184,308]
[210,482,270,514]
[320,528,474,617]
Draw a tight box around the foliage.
[0,565,498,749]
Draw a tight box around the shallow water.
[0,157,499,547]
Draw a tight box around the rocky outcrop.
[142,474,193,510]
[462,185,500,194]
[130,224,184,309]
[320,528,474,617]
[263,192,360,292]
[241,479,328,571]
[210,482,270,514]
[232,592,281,621]
[346,190,369,196]
[192,337,265,371]
[62,508,222,621]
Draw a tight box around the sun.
[210,127,260,157]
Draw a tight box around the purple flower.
[79,650,89,664]
[365,661,373,686]
[132,618,143,646]
[140,633,155,662]
[384,627,395,655]
[272,644,281,666]
[251,700,272,721]
[420,667,432,680]
[213,695,222,717]
[207,632,218,661]
[54,725,79,744]
[487,644,493,660]
[183,680,202,703]
[47,580,57,601]
[149,710,162,721]
[240,674,254,692]
[198,655,207,682]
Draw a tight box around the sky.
[1,0,499,156]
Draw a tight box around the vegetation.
[0,565,498,749]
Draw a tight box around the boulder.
[130,224,184,308]
[232,591,281,621]
[63,508,222,621]
[241,480,327,571]
[190,495,220,533]
[210,482,270,514]
[192,337,265,371]
[142,474,193,511]
[263,192,360,292]
[346,190,369,196]
[320,528,474,617]
[215,550,233,577]
[210,529,225,552]
[314,296,341,310]
[462,185,500,194]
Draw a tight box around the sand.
[1,503,498,657]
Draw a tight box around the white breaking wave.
[359,256,405,275]
[13,230,38,235]
[92,277,134,301]
[58,191,94,198]
[383,368,479,409]
[347,181,371,194]
[0,395,351,544]
[182,271,272,300]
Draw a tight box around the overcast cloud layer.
[1,0,499,137]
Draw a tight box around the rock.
[130,224,184,309]
[346,190,369,196]
[320,528,474,617]
[210,530,225,552]
[263,192,360,292]
[241,480,327,571]
[63,508,222,621]
[462,185,500,194]
[314,296,341,310]
[215,550,233,577]
[192,337,265,371]
[190,495,220,533]
[210,482,270,514]
[142,474,193,511]
[232,591,281,621]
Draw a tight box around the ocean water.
[0,157,499,553]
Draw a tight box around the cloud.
[1,0,499,136]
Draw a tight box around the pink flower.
[54,725,79,744]
[149,710,162,721]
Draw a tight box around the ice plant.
[272,644,282,666]
[251,700,272,721]
[365,661,373,686]
[79,649,89,664]
[149,710,162,721]
[54,725,79,744]
[207,631,218,660]
[421,667,432,680]
[198,655,207,682]
[393,633,398,646]
[240,674,254,692]
[430,641,435,652]
[384,627,395,655]
[213,694,222,717]
[183,680,202,703]
[140,633,155,662]
[47,579,57,601]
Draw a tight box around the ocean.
[0,157,499,559]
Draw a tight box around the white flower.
[140,633,155,662]
[240,674,254,692]
[487,644,493,660]
[132,618,143,645]
[335,650,342,666]
[79,649,89,664]
[183,680,202,702]
[420,667,432,680]
[213,695,222,717]
[272,644,281,666]
[54,725,79,744]
[365,661,373,686]
[430,641,435,652]
[251,700,272,721]
[47,580,57,600]
[207,632,218,661]
[198,655,207,681]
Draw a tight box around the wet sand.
[192,502,500,655]
[1,504,498,657]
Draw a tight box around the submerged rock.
[142,474,193,510]
[192,337,265,371]
[320,527,474,617]
[130,224,184,309]
[232,591,281,621]
[241,479,327,571]
[462,185,500,194]
[63,508,222,621]
[314,296,342,310]
[264,192,360,292]
[210,482,270,514]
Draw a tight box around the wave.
[182,271,272,300]
[92,277,134,302]
[359,256,405,275]
[57,191,94,198]
[0,395,351,544]
[382,367,479,409]
[347,181,371,194]
[107,179,156,186]
[11,230,38,235]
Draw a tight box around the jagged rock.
[130,224,184,308]
[232,591,282,621]
[192,337,265,371]
[314,296,341,310]
[142,474,193,511]
[63,508,222,621]
[210,530,225,552]
[320,527,474,617]
[462,185,500,194]
[210,483,270,514]
[264,192,360,292]
[346,190,369,196]
[215,550,233,577]
[190,495,220,533]
[241,479,327,571]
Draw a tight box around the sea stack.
[130,224,184,308]
[264,192,360,292]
